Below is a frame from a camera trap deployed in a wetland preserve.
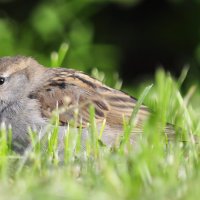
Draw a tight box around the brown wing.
[30,68,150,128]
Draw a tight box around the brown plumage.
[0,56,171,153]
[31,68,150,128]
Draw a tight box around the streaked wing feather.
[31,68,150,128]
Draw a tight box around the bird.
[0,56,172,154]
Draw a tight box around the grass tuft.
[0,50,200,199]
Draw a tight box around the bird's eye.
[0,77,5,85]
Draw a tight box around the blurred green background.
[1,0,200,88]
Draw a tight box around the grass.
[0,47,200,200]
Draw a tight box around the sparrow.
[0,56,169,154]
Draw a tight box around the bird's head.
[0,56,45,108]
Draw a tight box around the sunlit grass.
[0,46,199,200]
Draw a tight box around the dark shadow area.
[92,0,200,83]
